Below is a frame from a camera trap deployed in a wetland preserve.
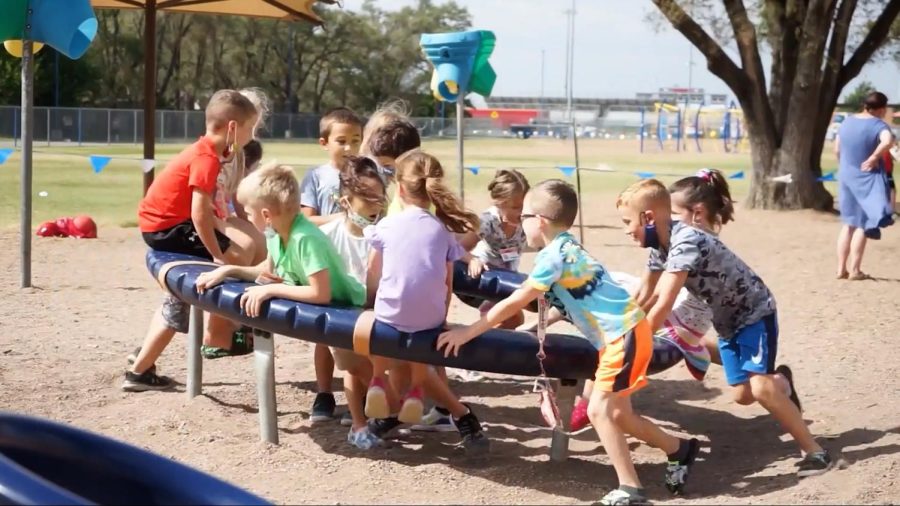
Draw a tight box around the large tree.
[651,1,900,210]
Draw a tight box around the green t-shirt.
[268,214,366,307]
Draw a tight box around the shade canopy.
[91,0,327,23]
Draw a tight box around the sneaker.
[122,370,174,392]
[569,397,590,433]
[347,426,383,450]
[126,347,157,375]
[775,364,802,412]
[310,392,336,423]
[367,416,403,439]
[447,367,485,382]
[596,488,649,505]
[796,450,834,478]
[397,387,425,424]
[200,327,254,359]
[340,410,354,427]
[453,405,490,454]
[665,438,700,495]
[410,407,456,432]
[364,378,391,420]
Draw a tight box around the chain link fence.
[0,105,658,145]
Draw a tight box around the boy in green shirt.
[197,161,364,313]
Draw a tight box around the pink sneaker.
[397,387,424,424]
[569,397,589,432]
[365,377,390,420]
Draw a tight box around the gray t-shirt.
[300,163,342,216]
[648,221,776,340]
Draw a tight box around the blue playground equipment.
[420,30,496,202]
[0,412,269,505]
[147,251,686,379]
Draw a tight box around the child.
[125,89,264,391]
[364,150,489,452]
[195,163,368,431]
[458,168,531,329]
[300,106,364,422]
[319,156,387,448]
[364,117,421,193]
[616,177,834,479]
[438,179,699,504]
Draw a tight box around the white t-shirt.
[319,217,370,289]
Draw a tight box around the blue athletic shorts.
[718,313,778,386]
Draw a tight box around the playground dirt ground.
[1,200,899,505]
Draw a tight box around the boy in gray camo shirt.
[616,178,835,479]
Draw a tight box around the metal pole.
[186,305,203,399]
[20,39,34,289]
[568,0,576,122]
[254,332,278,444]
[107,109,112,145]
[549,379,579,462]
[142,0,158,195]
[456,94,465,202]
[571,121,584,243]
[77,108,82,146]
[133,109,138,144]
[46,108,50,146]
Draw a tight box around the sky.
[341,0,900,103]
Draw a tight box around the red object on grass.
[36,216,98,238]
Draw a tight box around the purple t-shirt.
[364,207,466,333]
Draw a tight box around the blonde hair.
[239,87,270,137]
[616,178,670,211]
[236,162,300,215]
[396,150,479,233]
[362,99,411,156]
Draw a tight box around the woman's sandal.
[849,272,874,281]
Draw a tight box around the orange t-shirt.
[138,136,221,233]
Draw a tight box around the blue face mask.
[641,212,660,249]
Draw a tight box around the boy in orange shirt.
[125,89,264,391]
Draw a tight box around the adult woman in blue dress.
[835,91,896,280]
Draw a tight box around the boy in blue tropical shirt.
[438,179,699,505]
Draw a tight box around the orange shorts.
[594,319,652,396]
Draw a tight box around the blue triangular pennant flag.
[0,148,12,165]
[635,171,656,179]
[558,165,576,177]
[467,166,479,175]
[90,155,111,174]
[729,171,745,180]
[817,172,836,182]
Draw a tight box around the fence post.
[133,109,138,144]
[13,107,18,148]
[183,111,188,141]
[160,110,165,143]
[107,109,112,145]
[46,108,50,146]
[77,109,82,146]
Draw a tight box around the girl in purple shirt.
[364,150,489,451]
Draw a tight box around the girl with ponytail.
[362,150,489,452]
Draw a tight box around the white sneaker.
[408,407,456,432]
[447,367,485,382]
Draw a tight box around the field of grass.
[0,137,839,228]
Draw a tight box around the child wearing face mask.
[125,89,265,392]
[318,156,387,448]
[616,177,835,480]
